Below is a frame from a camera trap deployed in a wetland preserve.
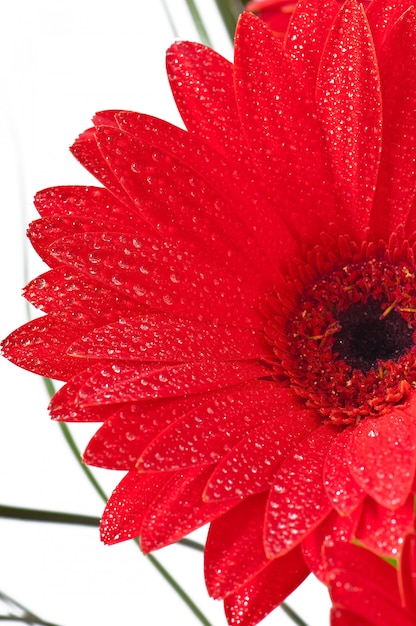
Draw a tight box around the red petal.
[235,12,337,244]
[355,495,414,558]
[49,231,265,327]
[371,8,416,238]
[166,42,244,160]
[348,412,416,509]
[139,465,238,552]
[76,361,270,406]
[95,126,268,276]
[285,0,339,88]
[138,383,297,472]
[24,267,145,324]
[68,315,271,362]
[316,0,382,233]
[28,216,126,268]
[34,185,136,223]
[1,316,92,380]
[83,393,215,469]
[330,607,373,626]
[204,407,318,502]
[224,547,309,626]
[366,0,413,52]
[323,426,366,515]
[115,110,283,279]
[204,492,270,599]
[326,542,414,625]
[325,541,402,605]
[265,425,335,557]
[302,508,360,582]
[100,469,170,545]
[49,365,120,422]
[399,532,416,615]
[328,562,414,626]
[70,131,133,208]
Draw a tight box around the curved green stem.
[147,553,213,626]
[0,618,62,626]
[280,602,310,626]
[184,0,213,46]
[0,504,205,551]
[214,0,245,41]
[0,590,63,626]
[160,0,180,38]
[43,378,212,626]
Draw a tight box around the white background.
[0,1,330,625]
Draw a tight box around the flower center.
[334,298,414,373]
[267,238,416,425]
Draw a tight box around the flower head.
[3,0,416,624]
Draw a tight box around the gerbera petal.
[330,608,374,626]
[204,492,270,599]
[24,267,145,324]
[347,411,416,509]
[224,547,309,626]
[139,465,239,553]
[328,563,414,626]
[399,532,416,614]
[138,383,297,472]
[265,424,335,557]
[76,361,270,406]
[326,540,403,602]
[316,0,382,232]
[34,185,136,223]
[323,426,366,515]
[204,407,318,502]
[70,130,134,208]
[355,495,414,557]
[1,316,94,380]
[115,110,288,276]
[28,216,120,268]
[166,41,244,160]
[371,8,416,238]
[49,365,121,422]
[235,12,337,243]
[302,508,360,582]
[285,0,339,87]
[95,126,260,268]
[366,0,413,52]
[68,315,271,362]
[100,469,170,545]
[49,231,265,327]
[83,393,219,469]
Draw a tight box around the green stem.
[0,505,100,527]
[0,504,205,551]
[58,421,108,503]
[160,0,180,38]
[213,0,245,41]
[0,590,63,626]
[280,602,310,626]
[184,0,213,46]
[42,378,212,626]
[0,618,62,626]
[147,553,214,626]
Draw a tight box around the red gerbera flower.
[3,0,416,623]
[324,536,416,625]
[245,0,371,34]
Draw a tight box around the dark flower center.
[334,298,414,373]
[267,240,416,425]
